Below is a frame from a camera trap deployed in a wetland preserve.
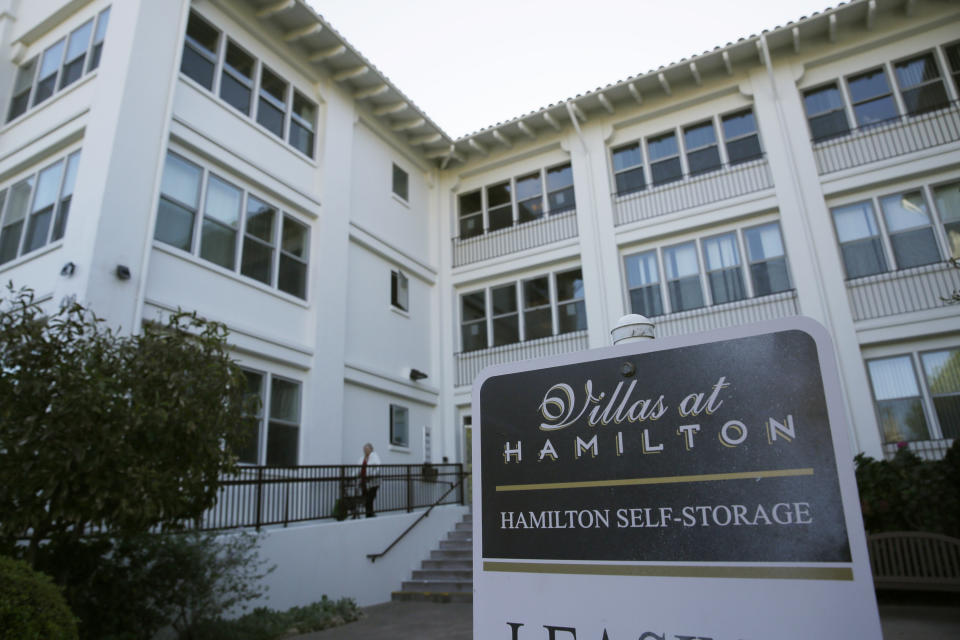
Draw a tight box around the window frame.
[892,50,950,116]
[390,403,410,448]
[391,269,409,312]
[236,368,302,466]
[392,163,409,202]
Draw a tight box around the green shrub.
[192,596,363,639]
[855,441,960,536]
[0,555,77,640]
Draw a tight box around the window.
[832,201,888,278]
[456,163,575,238]
[647,131,682,186]
[623,221,790,317]
[722,109,763,164]
[933,181,960,259]
[624,250,663,318]
[546,164,576,213]
[0,150,81,266]
[945,43,960,92]
[181,11,219,90]
[392,164,409,201]
[846,67,897,126]
[743,222,791,296]
[878,191,940,269]
[920,349,960,440]
[663,242,704,312]
[803,83,850,141]
[5,8,108,124]
[390,404,409,447]
[612,143,645,196]
[894,53,949,115]
[832,186,950,279]
[235,369,301,466]
[702,233,746,305]
[391,269,409,311]
[867,356,930,443]
[459,268,587,351]
[154,152,310,299]
[179,12,318,158]
[683,121,721,175]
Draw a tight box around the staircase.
[392,511,473,603]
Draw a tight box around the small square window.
[391,269,409,312]
[392,164,409,201]
[390,404,409,447]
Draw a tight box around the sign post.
[472,317,881,639]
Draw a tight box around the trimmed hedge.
[0,555,77,640]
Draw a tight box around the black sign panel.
[479,329,850,563]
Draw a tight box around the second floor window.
[237,370,301,466]
[154,152,310,299]
[459,268,586,352]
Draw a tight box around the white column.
[748,64,883,458]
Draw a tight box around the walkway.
[293,599,959,639]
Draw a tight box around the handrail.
[366,471,470,563]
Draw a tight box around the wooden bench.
[867,531,960,592]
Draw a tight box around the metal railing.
[846,262,960,322]
[650,290,800,338]
[194,463,465,531]
[454,329,589,387]
[883,439,954,462]
[612,155,773,226]
[452,209,578,267]
[812,101,960,175]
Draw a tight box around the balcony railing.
[452,209,578,267]
[882,439,954,461]
[651,290,799,338]
[846,262,960,322]
[454,329,589,387]
[613,156,773,226]
[192,463,465,531]
[812,101,960,175]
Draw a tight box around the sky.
[308,0,838,138]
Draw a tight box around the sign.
[472,318,881,639]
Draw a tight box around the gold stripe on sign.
[483,562,853,581]
[495,468,814,492]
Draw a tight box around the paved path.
[293,600,959,639]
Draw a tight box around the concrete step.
[421,558,472,571]
[454,521,472,532]
[402,580,472,592]
[412,569,473,581]
[446,529,472,541]
[392,590,471,603]
[439,539,471,551]
[430,548,471,560]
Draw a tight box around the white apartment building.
[1,0,958,606]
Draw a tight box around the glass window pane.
[523,277,550,307]
[200,219,236,269]
[224,40,254,79]
[744,223,785,261]
[221,72,252,115]
[524,307,552,340]
[889,227,941,268]
[725,136,762,164]
[922,349,960,395]
[87,8,110,72]
[493,315,519,346]
[462,291,485,321]
[281,217,308,259]
[181,46,215,90]
[270,378,300,422]
[487,182,511,207]
[60,20,93,89]
[547,164,573,191]
[290,92,316,157]
[61,151,80,198]
[278,255,306,298]
[629,286,663,317]
[32,161,64,214]
[491,284,517,314]
[161,154,202,208]
[684,122,716,150]
[259,66,287,103]
[647,132,678,162]
[558,301,587,333]
[615,167,646,195]
[804,84,845,117]
[245,196,275,242]
[33,40,65,105]
[5,178,35,226]
[257,99,284,138]
[847,68,891,104]
[392,164,408,201]
[933,182,960,259]
[0,222,23,264]
[390,405,409,447]
[867,356,929,443]
[516,173,541,201]
[241,237,272,284]
[612,144,642,171]
[750,258,791,296]
[722,110,757,140]
[869,356,920,399]
[853,96,898,126]
[204,176,242,227]
[663,242,699,280]
[266,423,298,465]
[625,251,659,288]
[155,198,195,250]
[23,209,52,254]
[833,202,880,242]
[703,233,741,271]
[186,12,219,53]
[459,191,481,214]
[556,269,584,302]
[687,147,721,175]
[461,321,487,352]
[895,54,941,88]
[8,58,37,122]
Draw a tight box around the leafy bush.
[0,555,77,640]
[855,441,960,536]
[191,596,363,640]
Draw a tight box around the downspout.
[565,100,611,341]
